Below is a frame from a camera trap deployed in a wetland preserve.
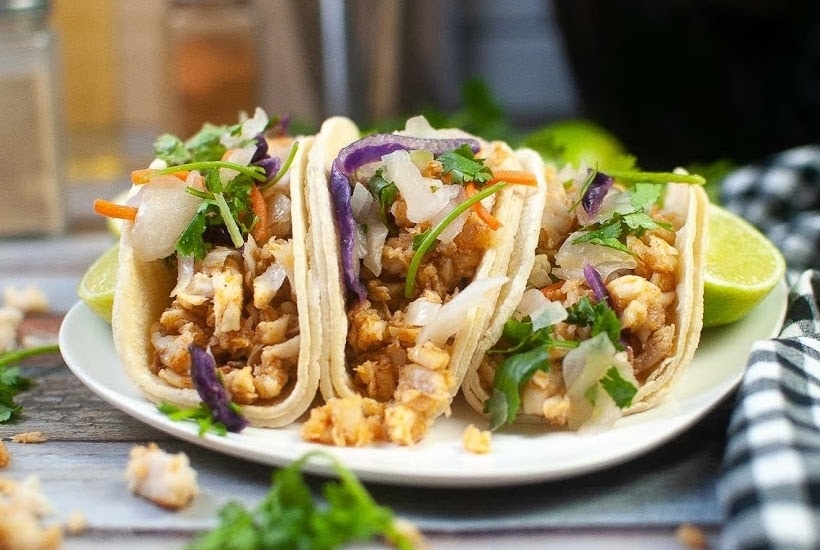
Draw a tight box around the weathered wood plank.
[2,361,168,442]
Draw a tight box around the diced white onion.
[130,175,203,261]
[382,150,451,223]
[220,107,269,148]
[148,158,168,170]
[553,230,637,282]
[170,256,195,298]
[267,191,291,227]
[399,115,439,138]
[417,276,508,347]
[429,185,466,243]
[219,144,256,183]
[363,219,388,277]
[405,297,442,326]
[515,288,567,330]
[350,182,373,219]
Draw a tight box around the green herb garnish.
[571,182,672,253]
[565,296,624,351]
[0,344,59,423]
[484,319,577,430]
[404,181,506,298]
[367,169,399,237]
[157,402,229,437]
[606,170,705,186]
[185,451,421,550]
[599,366,638,408]
[438,144,493,186]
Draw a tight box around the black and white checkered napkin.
[717,146,820,549]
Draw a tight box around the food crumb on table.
[0,474,63,550]
[125,442,199,510]
[64,510,87,536]
[12,431,48,444]
[0,441,9,469]
[462,423,492,454]
[0,306,23,353]
[675,522,709,549]
[3,285,50,313]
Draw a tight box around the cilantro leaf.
[565,296,623,351]
[485,346,552,430]
[186,451,420,550]
[175,202,213,259]
[184,123,229,163]
[0,344,59,423]
[157,402,229,437]
[367,170,399,237]
[599,366,638,408]
[571,223,630,254]
[153,134,191,166]
[438,144,493,186]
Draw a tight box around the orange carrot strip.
[249,185,268,243]
[93,199,138,221]
[465,182,502,230]
[488,170,537,186]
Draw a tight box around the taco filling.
[106,108,318,430]
[468,163,707,432]
[302,116,535,446]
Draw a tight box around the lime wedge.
[77,245,119,324]
[703,204,786,327]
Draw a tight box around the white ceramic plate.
[59,280,788,488]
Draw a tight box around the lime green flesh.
[77,244,119,324]
[702,204,785,327]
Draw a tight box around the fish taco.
[109,108,320,429]
[300,115,548,446]
[462,162,708,432]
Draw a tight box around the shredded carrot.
[93,198,138,221]
[539,282,564,299]
[131,169,189,185]
[249,185,268,243]
[488,170,537,186]
[465,182,502,230]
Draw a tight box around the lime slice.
[703,203,786,327]
[77,245,119,324]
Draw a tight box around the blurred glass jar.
[0,0,64,236]
[163,0,261,139]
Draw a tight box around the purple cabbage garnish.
[329,133,481,301]
[583,263,611,305]
[188,344,248,433]
[254,156,281,182]
[581,170,614,217]
[250,133,268,163]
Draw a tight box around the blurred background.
[1,0,817,235]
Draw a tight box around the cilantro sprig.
[367,169,399,237]
[438,144,493,186]
[485,322,577,430]
[0,343,60,423]
[485,295,630,430]
[571,182,672,253]
[157,402,230,437]
[186,451,421,550]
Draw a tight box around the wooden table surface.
[0,218,724,549]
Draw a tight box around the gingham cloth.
[717,146,820,549]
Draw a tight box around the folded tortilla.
[112,132,320,428]
[300,116,547,445]
[462,165,708,431]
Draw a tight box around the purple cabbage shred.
[583,263,611,305]
[329,133,481,301]
[188,344,248,433]
[581,170,614,217]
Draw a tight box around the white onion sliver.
[363,218,388,277]
[382,150,451,223]
[515,288,567,330]
[219,144,256,183]
[417,276,508,347]
[554,231,637,281]
[399,115,439,138]
[170,256,195,297]
[220,107,269,148]
[430,185,467,243]
[267,192,292,226]
[405,297,442,327]
[130,175,203,261]
[350,182,373,220]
